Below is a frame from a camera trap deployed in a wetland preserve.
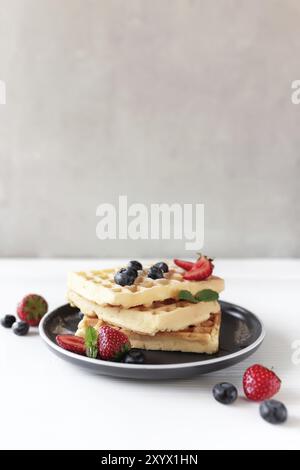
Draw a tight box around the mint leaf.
[178,290,198,303]
[179,289,219,303]
[195,289,219,302]
[85,325,97,344]
[85,326,98,359]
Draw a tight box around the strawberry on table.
[243,364,281,401]
[98,325,131,361]
[17,294,48,326]
[56,335,86,355]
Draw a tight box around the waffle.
[68,267,224,308]
[68,289,221,335]
[76,312,221,354]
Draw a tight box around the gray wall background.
[0,0,299,258]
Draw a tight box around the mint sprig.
[194,289,219,302]
[179,289,219,303]
[85,326,98,359]
[178,290,199,303]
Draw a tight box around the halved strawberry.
[183,256,214,281]
[56,335,86,355]
[174,259,194,271]
[191,254,214,270]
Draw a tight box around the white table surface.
[0,258,299,450]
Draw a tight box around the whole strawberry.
[17,294,48,326]
[243,364,281,401]
[98,325,130,361]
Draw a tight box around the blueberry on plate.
[213,383,238,405]
[148,266,164,280]
[123,349,145,364]
[78,311,84,320]
[1,315,16,328]
[153,262,169,273]
[259,400,288,425]
[114,268,137,286]
[128,260,143,271]
[12,321,29,336]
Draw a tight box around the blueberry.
[12,321,29,336]
[153,262,169,273]
[123,349,145,364]
[126,267,139,277]
[259,400,288,425]
[114,268,136,286]
[1,315,16,328]
[148,266,164,280]
[213,383,238,405]
[128,260,143,271]
[78,311,84,320]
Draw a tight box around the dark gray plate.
[39,301,265,379]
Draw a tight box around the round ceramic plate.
[39,301,265,379]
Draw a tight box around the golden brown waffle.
[68,266,224,308]
[76,312,221,354]
[68,289,221,335]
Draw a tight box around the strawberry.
[98,325,130,361]
[191,254,213,269]
[17,294,48,326]
[56,335,86,355]
[243,364,281,401]
[183,256,214,281]
[174,259,194,271]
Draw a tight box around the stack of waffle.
[67,265,224,354]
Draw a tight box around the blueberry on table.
[128,260,143,271]
[213,383,238,405]
[114,268,137,286]
[1,315,16,328]
[12,321,30,336]
[123,349,145,364]
[259,400,288,424]
[148,266,164,280]
[153,262,169,273]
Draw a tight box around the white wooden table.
[0,259,299,450]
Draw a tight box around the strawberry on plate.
[56,335,86,355]
[243,364,281,401]
[183,255,214,281]
[17,294,48,326]
[98,325,130,361]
